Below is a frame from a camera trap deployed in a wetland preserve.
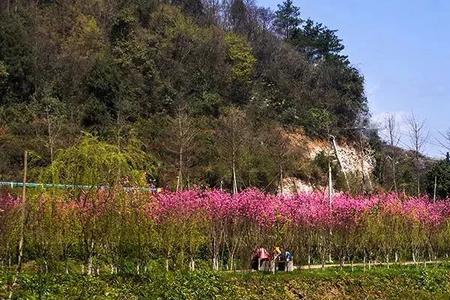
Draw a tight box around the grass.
[2,264,450,299]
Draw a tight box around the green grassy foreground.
[2,265,450,299]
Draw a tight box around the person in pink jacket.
[251,247,270,270]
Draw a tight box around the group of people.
[251,246,293,272]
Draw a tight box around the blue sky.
[257,0,450,157]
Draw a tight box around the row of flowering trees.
[2,188,450,273]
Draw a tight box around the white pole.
[328,161,333,207]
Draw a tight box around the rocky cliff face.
[280,133,375,195]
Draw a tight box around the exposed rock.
[280,177,317,195]
[280,132,375,195]
[306,139,375,176]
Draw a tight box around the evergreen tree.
[274,0,301,39]
[291,19,347,63]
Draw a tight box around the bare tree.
[33,91,67,164]
[386,114,401,148]
[262,125,304,194]
[203,0,222,23]
[406,113,428,195]
[254,7,274,32]
[45,108,66,163]
[215,107,248,194]
[385,114,401,192]
[436,129,450,154]
[164,109,198,192]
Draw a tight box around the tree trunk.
[176,117,183,192]
[392,160,398,193]
[232,159,237,195]
[211,235,219,271]
[433,176,437,202]
[165,258,170,272]
[46,109,54,163]
[87,240,94,276]
[229,254,234,271]
[189,257,195,271]
[212,255,219,271]
[279,165,284,195]
[177,149,183,191]
[321,247,325,270]
[363,254,366,272]
[417,174,420,196]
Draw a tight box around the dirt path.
[226,260,446,273]
[296,260,444,270]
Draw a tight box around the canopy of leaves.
[274,0,301,39]
[224,33,256,82]
[42,134,156,187]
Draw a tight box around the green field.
[2,264,450,299]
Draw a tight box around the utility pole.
[328,160,333,207]
[358,133,374,192]
[325,129,334,205]
[327,156,333,264]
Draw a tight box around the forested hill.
[0,0,369,190]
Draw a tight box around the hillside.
[0,0,372,192]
